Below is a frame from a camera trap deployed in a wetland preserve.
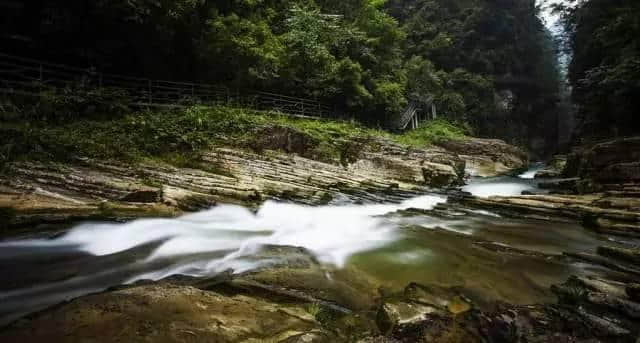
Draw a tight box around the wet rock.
[534,169,562,179]
[564,137,640,186]
[0,136,469,229]
[626,284,640,302]
[578,137,640,181]
[0,283,333,343]
[565,252,640,277]
[452,193,640,238]
[374,282,477,338]
[538,177,587,193]
[376,299,443,335]
[421,163,459,187]
[437,138,528,177]
[403,282,472,314]
[597,162,640,184]
[597,246,640,265]
[282,331,334,343]
[0,184,178,229]
[550,276,640,340]
[535,155,567,179]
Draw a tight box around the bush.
[1,104,469,170]
[395,119,467,147]
[1,85,130,123]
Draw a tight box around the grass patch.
[1,104,468,169]
[394,119,467,147]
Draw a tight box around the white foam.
[0,195,446,280]
[463,181,534,197]
[518,164,545,179]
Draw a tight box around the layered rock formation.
[564,136,640,190]
[0,136,470,229]
[437,138,528,177]
[443,137,640,239]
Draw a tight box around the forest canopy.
[1,0,561,151]
[555,0,640,139]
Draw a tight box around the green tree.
[558,0,640,138]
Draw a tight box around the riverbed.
[0,168,624,325]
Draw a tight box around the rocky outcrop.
[450,192,640,237]
[0,138,467,229]
[565,136,640,183]
[437,138,528,177]
[0,283,336,343]
[372,276,640,342]
[535,155,567,179]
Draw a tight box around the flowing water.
[0,168,622,325]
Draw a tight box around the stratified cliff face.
[0,136,462,229]
[437,138,529,177]
[564,137,640,185]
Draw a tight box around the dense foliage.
[2,0,560,152]
[0,104,465,168]
[556,0,640,139]
[389,0,561,153]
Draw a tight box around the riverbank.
[454,137,640,238]
[8,109,640,343]
[0,105,528,231]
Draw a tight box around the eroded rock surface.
[437,138,528,177]
[452,192,640,237]
[535,155,567,179]
[0,138,468,229]
[0,283,334,343]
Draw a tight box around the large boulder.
[565,136,640,183]
[437,138,528,177]
[375,283,472,335]
[534,155,567,179]
[376,300,442,335]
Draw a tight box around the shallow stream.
[0,167,624,325]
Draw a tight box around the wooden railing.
[0,52,335,119]
[397,102,418,130]
[396,95,440,131]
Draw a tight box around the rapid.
[0,167,617,325]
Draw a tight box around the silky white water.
[1,168,613,326]
[0,195,446,280]
[518,166,544,179]
[0,194,449,324]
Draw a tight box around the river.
[0,167,621,325]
